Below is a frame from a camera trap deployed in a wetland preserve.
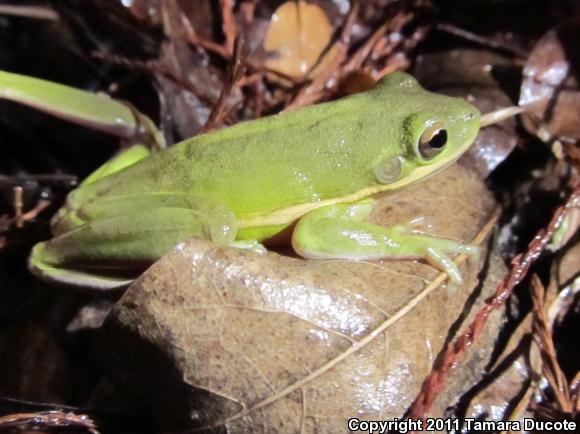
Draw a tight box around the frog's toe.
[421,239,478,284]
[441,239,479,257]
[425,246,463,284]
[230,239,267,254]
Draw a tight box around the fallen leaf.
[264,1,335,80]
[96,165,505,431]
[519,18,580,142]
[155,39,214,141]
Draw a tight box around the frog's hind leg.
[0,70,138,138]
[292,202,478,284]
[30,205,237,290]
[0,70,162,185]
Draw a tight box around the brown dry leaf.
[155,39,215,141]
[96,165,502,432]
[519,18,580,142]
[264,1,335,80]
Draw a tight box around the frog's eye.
[418,122,447,159]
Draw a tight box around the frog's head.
[370,72,480,190]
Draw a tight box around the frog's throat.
[238,141,471,229]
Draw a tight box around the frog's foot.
[230,240,267,254]
[29,205,237,290]
[292,203,479,285]
[29,246,135,290]
[394,228,479,284]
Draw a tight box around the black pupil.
[429,129,447,149]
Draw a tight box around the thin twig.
[251,76,265,119]
[12,186,23,228]
[0,4,58,20]
[344,11,409,73]
[371,23,430,78]
[20,199,51,223]
[239,0,257,24]
[406,182,580,425]
[1,196,51,233]
[219,0,236,54]
[0,173,77,186]
[437,23,528,58]
[92,51,216,108]
[531,275,574,415]
[201,37,247,133]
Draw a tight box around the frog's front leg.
[292,201,478,284]
[29,202,237,289]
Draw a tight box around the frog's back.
[62,72,479,224]
[70,90,402,219]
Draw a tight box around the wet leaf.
[264,1,335,79]
[97,165,504,431]
[155,40,214,141]
[520,18,580,142]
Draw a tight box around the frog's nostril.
[462,111,477,121]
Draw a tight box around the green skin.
[0,71,480,289]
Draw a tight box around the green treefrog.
[4,72,481,289]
